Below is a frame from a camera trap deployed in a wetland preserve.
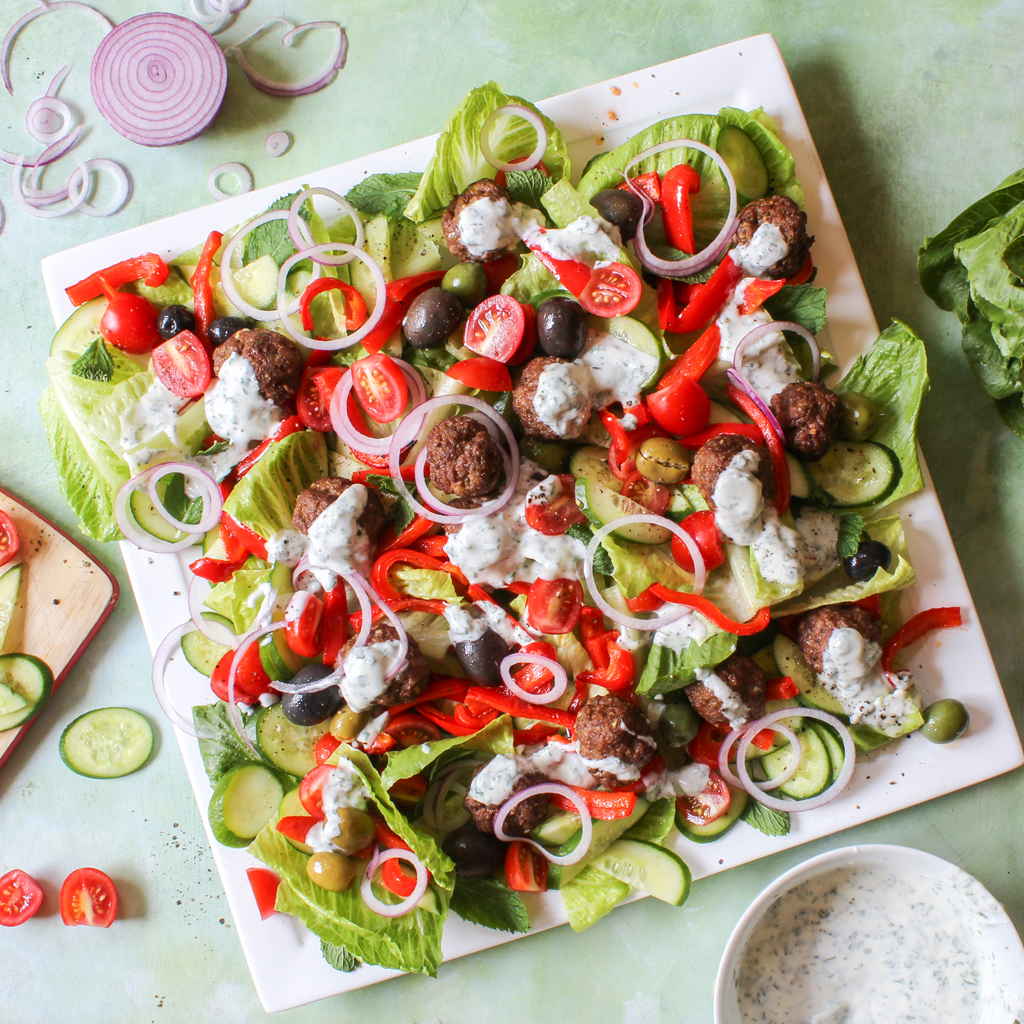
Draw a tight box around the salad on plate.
[39,81,967,976]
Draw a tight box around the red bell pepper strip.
[787,254,814,286]
[464,686,576,730]
[321,584,350,667]
[373,817,411,851]
[599,408,631,464]
[726,382,790,516]
[299,278,368,333]
[350,464,417,485]
[510,641,558,693]
[572,641,634,694]
[361,271,446,355]
[647,583,772,636]
[188,553,246,584]
[387,678,470,716]
[661,163,700,254]
[658,278,677,332]
[625,589,665,614]
[512,725,560,746]
[749,729,776,751]
[853,594,883,620]
[526,241,592,298]
[220,514,268,561]
[276,815,319,844]
[191,231,223,352]
[882,607,962,684]
[245,867,280,920]
[549,786,637,820]
[66,253,169,306]
[233,415,305,480]
[409,533,449,558]
[666,254,742,335]
[618,170,661,204]
[661,324,722,390]
[364,732,396,755]
[679,421,764,448]
[737,277,786,315]
[314,733,342,765]
[417,704,483,737]
[765,676,799,702]
[687,721,731,768]
[348,597,449,635]
[454,703,500,730]
[375,515,435,555]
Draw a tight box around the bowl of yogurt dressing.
[714,844,1024,1024]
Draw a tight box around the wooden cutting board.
[0,486,119,770]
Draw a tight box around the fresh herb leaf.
[198,439,230,457]
[504,168,552,209]
[320,939,361,973]
[765,284,828,334]
[741,799,790,837]
[406,344,458,373]
[449,877,529,934]
[243,190,313,267]
[346,172,424,221]
[192,701,280,787]
[566,522,614,575]
[161,473,204,526]
[836,513,867,560]
[71,339,115,382]
[364,474,416,534]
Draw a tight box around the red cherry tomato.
[524,474,587,536]
[314,733,341,765]
[620,471,670,516]
[296,364,336,432]
[100,291,161,353]
[0,511,19,569]
[463,295,525,362]
[676,770,731,826]
[527,577,584,635]
[351,354,409,424]
[505,841,549,892]
[285,593,323,659]
[245,867,280,920]
[151,329,211,398]
[671,510,725,574]
[299,764,337,819]
[647,375,711,436]
[578,263,642,317]
[507,301,537,366]
[385,712,443,748]
[59,868,118,927]
[0,869,43,926]
[445,356,513,392]
[210,645,272,704]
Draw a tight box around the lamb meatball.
[211,328,303,405]
[425,415,504,498]
[464,756,549,837]
[797,605,881,674]
[512,356,592,441]
[684,654,767,727]
[336,621,430,708]
[691,434,774,509]
[291,476,386,546]
[770,382,841,462]
[731,195,814,280]
[575,693,656,790]
[442,179,519,263]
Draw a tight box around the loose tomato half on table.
[0,511,19,568]
[0,869,43,926]
[59,868,118,927]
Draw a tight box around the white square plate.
[41,33,1024,1014]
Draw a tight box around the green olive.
[330,708,369,741]
[520,437,572,474]
[332,807,377,854]
[442,262,488,309]
[659,701,700,747]
[920,699,970,744]
[306,851,357,892]
[636,437,690,484]
[838,391,877,441]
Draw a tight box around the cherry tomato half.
[445,355,513,392]
[385,712,443,749]
[620,471,670,516]
[578,263,642,317]
[151,329,211,398]
[285,592,324,659]
[527,577,584,635]
[245,867,280,920]
[671,510,725,574]
[676,770,731,826]
[298,764,335,819]
[297,365,342,432]
[524,474,587,536]
[0,869,43,926]
[210,645,272,705]
[351,354,409,424]
[463,295,525,362]
[100,291,161,354]
[0,511,19,569]
[647,375,711,436]
[505,841,549,892]
[59,867,118,927]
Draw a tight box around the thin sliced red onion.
[423,758,480,832]
[339,573,373,651]
[717,719,802,791]
[265,131,291,157]
[479,103,547,173]
[144,462,222,534]
[187,574,240,649]
[0,123,84,170]
[288,187,364,263]
[11,153,88,218]
[499,653,567,704]
[276,242,386,350]
[361,847,428,918]
[3,2,112,95]
[271,668,342,696]
[494,783,593,865]
[114,472,199,553]
[66,158,130,218]
[735,708,856,812]
[388,397,521,525]
[152,622,199,736]
[27,96,71,145]
[46,63,72,99]
[624,139,738,278]
[226,18,347,98]
[583,515,705,631]
[208,162,252,201]
[734,319,821,384]
[188,0,248,35]
[725,368,784,441]
[291,557,321,593]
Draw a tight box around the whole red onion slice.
[144,462,222,535]
[624,139,739,278]
[187,574,240,649]
[499,653,567,705]
[288,187,364,263]
[479,103,548,173]
[11,153,89,219]
[717,719,803,791]
[725,367,785,442]
[26,96,71,145]
[208,162,253,201]
[734,318,821,384]
[114,471,201,553]
[66,158,131,218]
[361,847,429,918]
[152,622,200,736]
[494,783,593,865]
[90,13,227,147]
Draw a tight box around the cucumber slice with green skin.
[0,654,54,731]
[773,634,845,716]
[279,788,313,853]
[547,797,649,890]
[256,702,330,777]
[717,126,769,203]
[0,564,22,653]
[786,453,811,499]
[230,253,280,311]
[49,296,106,357]
[531,809,582,847]
[59,707,154,778]
[811,721,845,782]
[181,631,230,678]
[760,723,831,799]
[676,785,748,843]
[587,838,691,906]
[209,763,285,847]
[806,440,901,509]
[129,488,188,544]
[201,524,223,555]
[259,628,307,681]
[585,314,665,388]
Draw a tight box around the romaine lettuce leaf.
[500,253,567,306]
[601,533,694,600]
[715,106,804,207]
[204,562,273,635]
[559,863,630,932]
[85,371,155,456]
[636,632,737,696]
[191,700,277,787]
[389,565,459,602]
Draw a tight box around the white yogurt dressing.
[533,361,593,437]
[730,223,789,278]
[577,329,658,408]
[526,740,595,788]
[467,754,527,805]
[752,509,805,587]
[306,484,371,584]
[646,761,711,801]
[652,609,713,651]
[456,197,542,259]
[796,507,841,583]
[692,665,751,726]
[306,760,371,854]
[713,449,765,545]
[266,528,308,568]
[520,215,622,266]
[339,639,401,711]
[443,603,488,646]
[119,377,189,455]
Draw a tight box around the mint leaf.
[364,474,416,534]
[198,439,230,457]
[346,172,423,221]
[504,168,551,210]
[836,512,867,560]
[320,939,361,972]
[71,339,114,382]
[566,522,614,575]
[764,284,828,334]
[243,190,313,266]
[161,473,204,526]
[741,799,790,837]
[449,877,529,934]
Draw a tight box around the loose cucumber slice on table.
[806,440,901,508]
[59,707,154,778]
[209,763,284,847]
[0,654,54,732]
[588,837,691,906]
[0,564,23,652]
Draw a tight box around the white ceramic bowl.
[713,844,1024,1024]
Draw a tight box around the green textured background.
[2,2,1022,1022]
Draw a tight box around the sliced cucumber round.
[806,440,901,509]
[588,837,691,906]
[129,488,188,545]
[209,763,284,847]
[531,809,583,847]
[0,654,54,732]
[49,296,106,357]
[586,314,664,389]
[255,701,330,777]
[59,707,154,779]
[0,564,23,653]
[772,634,845,716]
[181,631,230,678]
[760,723,831,800]
[677,785,748,843]
[259,628,307,681]
[717,126,769,202]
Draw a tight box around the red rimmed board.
[0,486,119,770]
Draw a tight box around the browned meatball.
[464,760,549,837]
[797,605,881,674]
[442,179,518,263]
[684,654,767,727]
[575,693,656,790]
[211,328,303,405]
[770,382,841,462]
[512,356,591,441]
[291,476,386,548]
[426,415,504,498]
[336,621,429,707]
[691,434,774,509]
[732,195,814,279]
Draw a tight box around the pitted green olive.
[330,708,369,741]
[920,699,970,744]
[331,807,377,855]
[519,437,572,474]
[306,851,357,892]
[659,701,700,747]
[636,437,690,484]
[838,391,877,441]
[442,262,487,309]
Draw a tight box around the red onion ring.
[499,653,567,704]
[11,153,88,218]
[624,139,739,278]
[494,783,593,865]
[226,18,347,98]
[288,187,364,263]
[337,573,373,652]
[388,396,521,525]
[90,13,228,147]
[265,131,291,157]
[422,758,480,831]
[717,719,803,791]
[187,574,240,649]
[0,124,84,170]
[27,96,71,145]
[114,472,200,553]
[290,557,322,593]
[361,847,428,918]
[583,515,705,631]
[735,708,856,812]
[725,368,785,442]
[226,622,285,756]
[188,0,248,35]
[208,162,252,201]
[479,103,548,173]
[66,158,130,218]
[734,318,821,384]
[151,622,199,736]
[144,462,222,535]
[355,580,410,683]
[270,667,342,696]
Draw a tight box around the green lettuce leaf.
[191,700,276,787]
[500,253,567,306]
[449,877,529,933]
[86,371,156,456]
[559,863,631,932]
[204,562,273,635]
[389,565,459,602]
[621,798,676,844]
[715,106,804,207]
[961,302,1022,400]
[636,633,738,696]
[601,533,694,600]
